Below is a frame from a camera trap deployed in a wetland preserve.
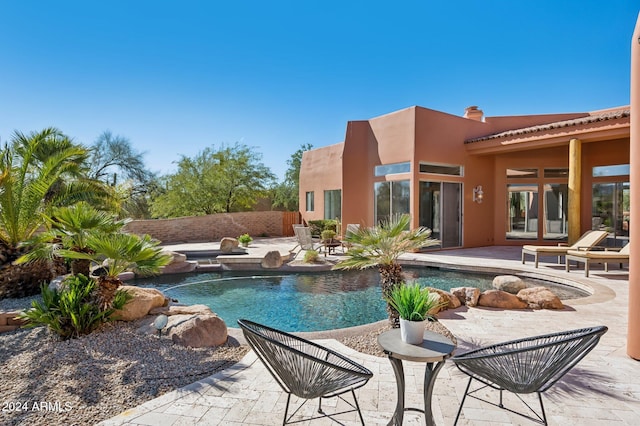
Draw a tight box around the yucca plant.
[19,274,132,339]
[385,283,442,322]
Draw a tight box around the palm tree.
[17,202,128,276]
[0,129,99,298]
[59,233,171,308]
[333,214,439,326]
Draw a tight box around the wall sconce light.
[473,185,484,203]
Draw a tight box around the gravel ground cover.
[1,297,454,426]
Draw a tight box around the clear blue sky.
[1,1,637,179]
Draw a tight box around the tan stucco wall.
[299,103,630,249]
[299,143,344,223]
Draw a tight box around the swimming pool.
[135,267,588,332]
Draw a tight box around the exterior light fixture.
[473,185,484,203]
[153,314,169,337]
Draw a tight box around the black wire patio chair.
[237,319,373,425]
[451,325,608,425]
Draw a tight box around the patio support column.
[628,12,640,360]
[568,138,582,245]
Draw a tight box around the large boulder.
[112,286,169,321]
[166,314,228,348]
[450,287,481,307]
[492,275,527,294]
[261,250,283,269]
[220,237,239,253]
[478,290,528,309]
[517,287,564,310]
[149,304,213,316]
[427,287,461,311]
[160,251,197,274]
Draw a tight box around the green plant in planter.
[385,283,442,322]
[19,274,132,340]
[303,250,319,263]
[321,229,336,242]
[238,233,253,247]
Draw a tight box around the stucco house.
[299,104,630,249]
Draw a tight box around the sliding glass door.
[419,181,461,248]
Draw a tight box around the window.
[593,182,630,246]
[374,180,410,224]
[419,162,463,176]
[507,184,538,239]
[374,162,410,176]
[543,184,568,240]
[593,164,630,177]
[506,168,538,179]
[305,191,314,212]
[324,190,341,219]
[544,168,569,178]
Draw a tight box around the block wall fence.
[124,211,301,244]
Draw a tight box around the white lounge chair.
[521,230,609,268]
[565,242,630,277]
[290,225,321,254]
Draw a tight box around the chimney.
[464,105,484,121]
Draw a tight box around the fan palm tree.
[333,214,439,326]
[0,129,107,298]
[17,202,128,276]
[59,233,171,308]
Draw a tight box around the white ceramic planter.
[399,318,427,344]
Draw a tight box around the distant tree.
[271,143,313,211]
[88,130,155,218]
[150,143,276,218]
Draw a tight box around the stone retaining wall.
[124,211,296,244]
[0,311,26,333]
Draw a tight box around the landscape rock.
[163,251,187,264]
[517,287,564,310]
[220,237,239,253]
[261,250,283,269]
[112,286,169,321]
[427,287,461,311]
[166,314,228,348]
[451,286,481,307]
[492,275,526,294]
[478,290,528,309]
[160,261,197,274]
[149,304,213,316]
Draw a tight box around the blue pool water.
[135,267,587,332]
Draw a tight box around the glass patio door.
[419,182,461,248]
[592,182,630,246]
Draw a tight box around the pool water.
[135,267,588,332]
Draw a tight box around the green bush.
[19,274,132,340]
[303,250,319,263]
[321,229,336,241]
[385,283,442,321]
[308,219,337,236]
[238,233,253,246]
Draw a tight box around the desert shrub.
[19,274,132,340]
[321,229,337,241]
[303,250,319,263]
[308,219,337,236]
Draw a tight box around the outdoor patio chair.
[237,319,373,425]
[451,326,608,425]
[565,242,630,277]
[290,225,321,254]
[521,230,608,268]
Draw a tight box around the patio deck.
[100,241,639,425]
